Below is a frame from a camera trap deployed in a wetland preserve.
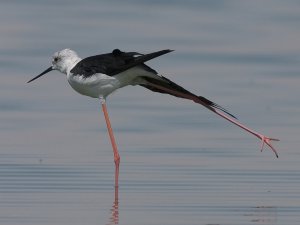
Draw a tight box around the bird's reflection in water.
[244,206,277,224]
[106,186,119,225]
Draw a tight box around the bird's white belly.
[67,73,121,98]
[67,67,159,98]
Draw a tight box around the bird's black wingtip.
[216,106,238,119]
[159,49,174,56]
[212,102,237,119]
[160,49,174,54]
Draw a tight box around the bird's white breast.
[66,66,160,99]
[67,73,121,98]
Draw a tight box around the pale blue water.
[1,1,300,224]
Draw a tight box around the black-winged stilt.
[28,48,279,189]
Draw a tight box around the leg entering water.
[100,98,121,188]
[106,185,119,225]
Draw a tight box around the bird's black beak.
[27,66,53,83]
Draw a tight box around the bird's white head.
[27,48,81,83]
[52,49,81,74]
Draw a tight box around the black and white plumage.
[28,48,279,160]
[28,48,235,118]
[74,49,235,117]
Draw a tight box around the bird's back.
[70,49,173,77]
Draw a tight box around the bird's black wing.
[70,49,173,77]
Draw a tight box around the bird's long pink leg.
[148,83,279,157]
[100,98,120,189]
[208,107,279,158]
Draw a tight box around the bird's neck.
[65,57,82,75]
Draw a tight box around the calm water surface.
[1,1,300,224]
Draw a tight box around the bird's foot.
[259,135,279,158]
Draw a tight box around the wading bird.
[28,48,279,189]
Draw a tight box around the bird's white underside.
[67,66,161,99]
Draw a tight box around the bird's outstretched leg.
[100,97,120,189]
[211,108,279,158]
[146,82,279,157]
